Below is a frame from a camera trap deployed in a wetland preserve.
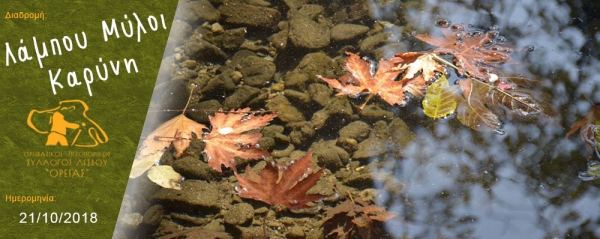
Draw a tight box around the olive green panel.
[0,1,177,237]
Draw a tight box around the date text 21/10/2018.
[19,212,97,224]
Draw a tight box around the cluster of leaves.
[319,51,444,110]
[413,22,513,80]
[131,104,331,211]
[323,198,397,239]
[320,22,556,134]
[130,107,278,188]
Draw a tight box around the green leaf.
[422,74,457,119]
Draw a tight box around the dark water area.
[114,0,600,238]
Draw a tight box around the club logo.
[27,99,108,147]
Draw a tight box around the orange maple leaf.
[319,52,406,109]
[234,151,327,210]
[204,108,278,172]
[413,23,513,80]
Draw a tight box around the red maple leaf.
[319,52,406,109]
[413,23,513,80]
[234,151,327,210]
[203,108,278,172]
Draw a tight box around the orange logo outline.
[27,99,108,147]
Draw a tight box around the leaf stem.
[430,53,474,78]
[360,94,375,110]
[183,84,196,112]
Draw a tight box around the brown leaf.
[203,108,278,172]
[455,76,557,134]
[319,52,407,109]
[130,114,207,178]
[414,24,513,80]
[139,114,208,158]
[234,151,327,210]
[323,199,397,239]
[456,78,504,134]
[567,104,600,157]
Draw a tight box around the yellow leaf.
[129,150,163,178]
[422,74,457,119]
[147,165,183,190]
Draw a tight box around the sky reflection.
[375,0,600,238]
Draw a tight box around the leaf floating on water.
[130,113,207,178]
[323,198,397,238]
[567,104,600,157]
[203,108,278,172]
[234,151,327,210]
[147,165,183,190]
[484,87,543,120]
[422,74,457,119]
[319,52,406,109]
[413,23,513,80]
[456,78,504,134]
[139,114,208,158]
[394,52,445,85]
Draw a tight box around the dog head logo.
[27,100,108,147]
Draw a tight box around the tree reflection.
[371,0,600,238]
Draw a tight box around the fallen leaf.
[394,52,445,88]
[323,198,397,239]
[422,74,458,119]
[566,104,600,157]
[414,23,513,80]
[203,108,278,172]
[147,165,183,190]
[129,114,207,178]
[139,114,208,158]
[319,52,406,109]
[456,77,504,134]
[130,150,164,178]
[234,151,327,210]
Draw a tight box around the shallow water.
[115,0,600,238]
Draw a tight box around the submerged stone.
[183,36,227,63]
[239,55,276,87]
[152,181,225,212]
[265,95,305,123]
[308,83,332,107]
[311,139,350,171]
[331,24,370,41]
[172,157,221,181]
[224,203,254,225]
[177,0,220,23]
[223,85,261,109]
[339,121,371,141]
[288,5,330,49]
[219,3,281,28]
